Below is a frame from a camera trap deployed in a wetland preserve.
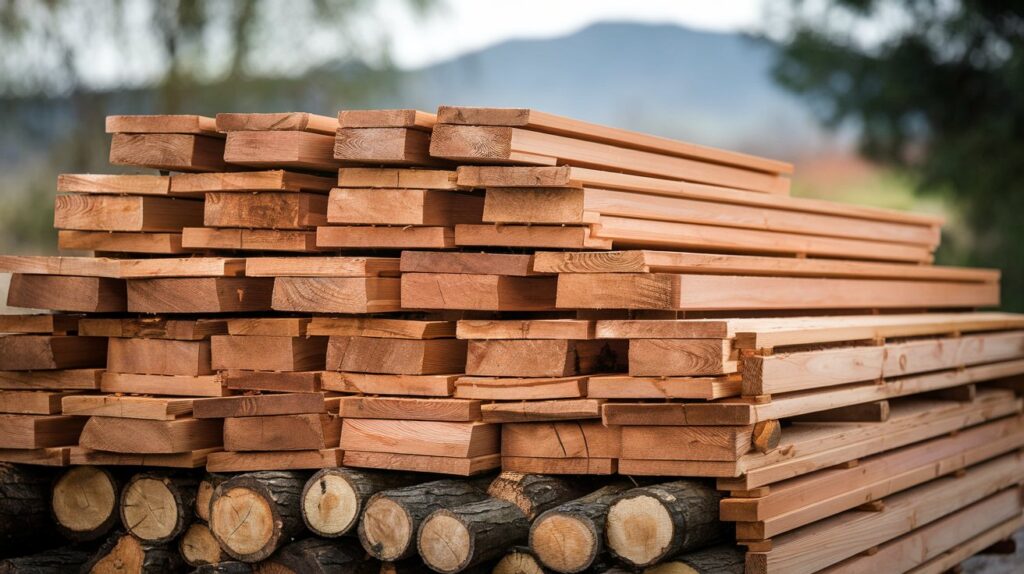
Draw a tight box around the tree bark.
[179,523,226,567]
[529,483,634,573]
[605,480,724,568]
[0,546,91,573]
[487,472,583,520]
[358,479,490,562]
[209,471,308,563]
[493,547,552,574]
[195,473,229,523]
[0,463,54,556]
[641,545,744,574]
[121,472,198,544]
[50,465,119,543]
[257,537,375,574]
[81,531,184,574]
[418,498,531,573]
[189,562,253,574]
[301,468,423,538]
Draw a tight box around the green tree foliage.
[771,0,1024,309]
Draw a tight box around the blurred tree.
[770,0,1024,310]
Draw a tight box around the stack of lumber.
[0,106,1020,573]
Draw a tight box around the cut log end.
[179,523,225,567]
[417,511,473,574]
[751,420,782,453]
[83,532,184,574]
[605,496,675,568]
[210,486,275,561]
[530,513,598,573]
[51,465,119,542]
[360,496,414,561]
[121,477,180,542]
[301,471,359,537]
[493,548,548,574]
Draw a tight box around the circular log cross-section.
[51,466,119,542]
[179,522,226,567]
[82,532,184,574]
[301,468,421,538]
[493,547,550,574]
[121,474,195,544]
[530,484,632,573]
[418,498,531,574]
[210,471,306,563]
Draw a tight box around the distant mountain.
[386,22,834,159]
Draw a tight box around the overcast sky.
[376,0,765,68]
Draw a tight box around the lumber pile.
[0,107,1020,573]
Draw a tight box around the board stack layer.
[0,107,1020,574]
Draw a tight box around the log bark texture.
[301,468,423,538]
[529,483,634,573]
[81,531,184,574]
[0,463,54,555]
[256,537,376,574]
[486,472,583,520]
[0,546,91,574]
[642,545,744,574]
[418,497,531,573]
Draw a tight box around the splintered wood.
[0,107,1019,573]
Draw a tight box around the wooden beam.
[79,417,223,453]
[586,374,741,400]
[315,225,455,249]
[210,335,327,372]
[465,339,615,377]
[325,336,466,375]
[402,273,557,311]
[80,317,227,340]
[0,447,70,466]
[629,339,735,376]
[0,314,78,335]
[0,369,102,390]
[556,273,999,311]
[182,227,319,252]
[0,335,106,370]
[481,399,604,423]
[224,131,339,171]
[339,109,436,130]
[0,415,84,448]
[456,319,593,340]
[127,277,274,313]
[106,114,218,136]
[118,257,245,278]
[342,451,499,476]
[245,256,398,277]
[326,188,483,225]
[222,370,321,393]
[321,372,456,397]
[789,401,891,423]
[206,448,343,473]
[622,425,755,461]
[0,390,82,415]
[100,373,228,397]
[337,167,456,189]
[58,173,173,195]
[338,396,481,422]
[215,112,338,135]
[204,192,327,229]
[170,170,334,193]
[61,395,198,420]
[54,194,203,232]
[57,230,189,254]
[502,456,616,475]
[226,317,310,337]
[193,393,336,419]
[69,447,216,468]
[271,277,400,313]
[500,421,621,458]
[308,318,455,339]
[340,419,499,458]
[110,133,226,172]
[400,251,539,276]
[334,128,438,165]
[107,337,213,376]
[7,274,126,312]
[454,224,612,249]
[454,375,587,400]
[224,414,341,451]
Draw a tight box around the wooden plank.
[321,372,455,397]
[107,337,212,376]
[193,393,336,419]
[555,273,999,311]
[61,395,197,420]
[629,339,735,376]
[484,187,938,247]
[80,317,228,340]
[222,370,320,393]
[315,225,455,249]
[215,112,338,135]
[7,274,126,313]
[341,451,500,476]
[401,274,557,311]
[0,314,78,335]
[117,257,246,279]
[224,131,339,171]
[454,376,587,400]
[337,167,456,189]
[745,331,1024,395]
[110,133,226,172]
[334,128,438,165]
[501,456,617,475]
[436,106,793,175]
[456,319,593,340]
[0,390,82,415]
[206,448,343,472]
[622,425,754,461]
[226,318,309,337]
[181,227,320,252]
[400,251,538,276]
[0,369,102,391]
[340,419,499,458]
[326,337,466,375]
[204,192,327,229]
[481,399,604,423]
[58,173,173,195]
[339,396,481,422]
[54,194,203,232]
[127,277,274,313]
[271,277,401,313]
[743,452,1024,574]
[595,319,735,339]
[591,216,934,262]
[454,224,612,249]
[100,372,228,397]
[790,400,891,423]
[170,170,335,193]
[244,256,398,277]
[534,250,997,283]
[326,188,483,225]
[0,447,70,466]
[456,166,943,226]
[500,420,621,458]
[906,515,1024,574]
[0,335,106,370]
[308,318,455,339]
[79,417,223,453]
[0,415,85,449]
[224,413,341,451]
[465,339,615,377]
[211,335,326,372]
[339,109,436,130]
[587,374,741,400]
[57,230,189,254]
[430,124,789,194]
[0,255,121,277]
[69,447,216,468]
[106,114,218,135]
